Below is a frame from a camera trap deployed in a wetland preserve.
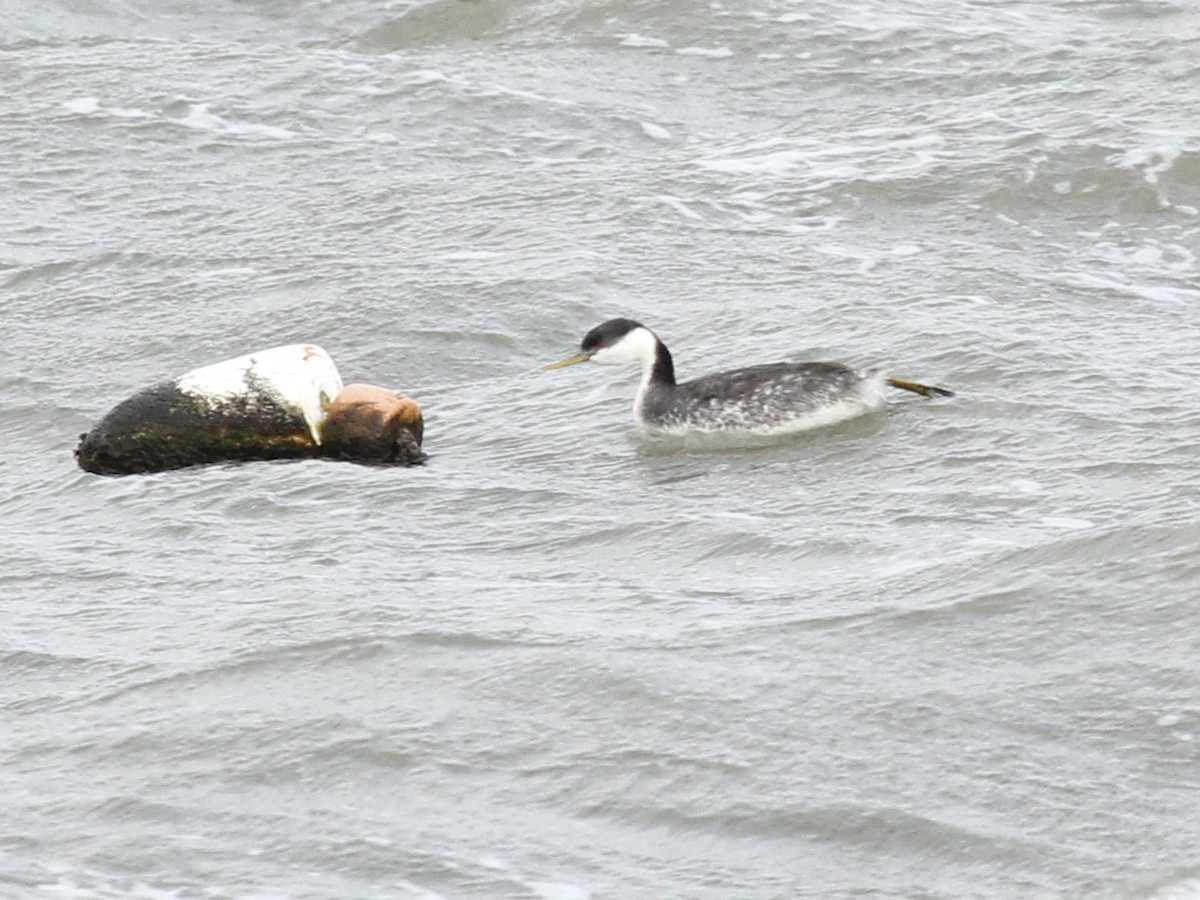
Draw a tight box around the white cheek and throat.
[587,326,663,425]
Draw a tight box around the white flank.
[175,344,344,444]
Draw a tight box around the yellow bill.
[543,352,592,371]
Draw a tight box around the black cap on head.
[581,318,645,353]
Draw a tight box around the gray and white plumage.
[545,317,952,438]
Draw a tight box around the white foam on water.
[436,249,501,261]
[405,69,453,85]
[527,882,591,900]
[61,97,100,114]
[675,45,734,58]
[1086,236,1195,274]
[653,194,704,221]
[62,97,151,118]
[174,102,296,140]
[1040,516,1095,530]
[1010,479,1043,494]
[35,878,190,899]
[1115,139,1187,186]
[640,121,672,141]
[480,82,576,108]
[1143,876,1200,900]
[697,148,808,175]
[1056,271,1200,305]
[617,33,668,48]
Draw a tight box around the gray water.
[3,1,1199,898]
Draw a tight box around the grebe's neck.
[648,337,675,388]
[586,324,677,424]
[589,325,676,387]
[632,336,676,427]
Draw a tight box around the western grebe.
[544,318,952,437]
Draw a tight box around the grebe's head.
[544,318,659,370]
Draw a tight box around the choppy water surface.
[3,1,1199,897]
